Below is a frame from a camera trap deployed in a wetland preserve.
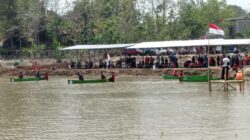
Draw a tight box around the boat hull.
[179,75,234,82]
[10,77,46,82]
[163,75,179,80]
[68,79,113,84]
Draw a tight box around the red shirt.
[178,71,184,77]
[45,73,49,80]
[111,73,115,82]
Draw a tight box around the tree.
[0,0,247,54]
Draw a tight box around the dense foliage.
[0,0,249,51]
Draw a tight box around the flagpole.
[207,23,224,91]
[205,32,212,91]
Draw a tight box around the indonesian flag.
[208,23,225,36]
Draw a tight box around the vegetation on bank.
[0,0,249,58]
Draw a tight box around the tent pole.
[88,50,91,61]
[208,39,212,91]
[77,50,79,62]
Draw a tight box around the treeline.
[0,0,249,51]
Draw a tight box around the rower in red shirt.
[171,69,178,76]
[178,70,184,77]
[44,72,49,80]
[109,72,116,82]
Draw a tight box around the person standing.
[216,55,220,66]
[33,61,40,79]
[221,55,230,80]
[33,61,39,72]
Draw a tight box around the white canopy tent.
[59,43,136,62]
[60,43,135,50]
[60,39,250,50]
[128,39,250,49]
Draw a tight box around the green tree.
[0,0,247,54]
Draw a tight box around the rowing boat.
[163,75,179,80]
[179,75,210,82]
[68,79,114,84]
[10,77,46,82]
[179,75,234,82]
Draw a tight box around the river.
[0,76,250,140]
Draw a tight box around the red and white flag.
[208,23,225,36]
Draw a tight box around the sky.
[227,0,250,11]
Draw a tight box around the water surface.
[0,76,250,140]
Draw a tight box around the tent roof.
[60,43,135,50]
[60,39,250,50]
[128,39,250,49]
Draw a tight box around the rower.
[101,71,106,80]
[78,72,84,81]
[19,72,24,79]
[171,69,178,76]
[109,72,115,82]
[35,71,41,79]
[44,72,49,80]
[178,70,184,77]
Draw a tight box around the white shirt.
[222,57,230,67]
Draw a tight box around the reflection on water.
[0,76,250,139]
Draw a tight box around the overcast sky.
[227,0,250,11]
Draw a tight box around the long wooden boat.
[68,79,114,84]
[163,75,179,80]
[10,77,46,82]
[179,75,234,82]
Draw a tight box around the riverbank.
[1,66,249,78]
[0,67,209,76]
[1,59,250,78]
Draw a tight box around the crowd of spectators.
[68,48,250,70]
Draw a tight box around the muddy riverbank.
[1,58,250,78]
[0,66,237,78]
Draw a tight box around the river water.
[0,76,250,140]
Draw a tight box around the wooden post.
[224,81,226,91]
[226,81,228,91]
[239,82,242,91]
[208,68,212,91]
[242,67,245,91]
